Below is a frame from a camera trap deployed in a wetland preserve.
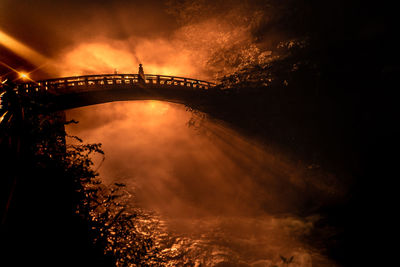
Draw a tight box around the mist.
[66,101,343,265]
[1,0,280,81]
[2,0,397,266]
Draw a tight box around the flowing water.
[66,101,344,266]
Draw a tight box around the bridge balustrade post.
[157,76,160,84]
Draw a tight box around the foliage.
[65,133,165,266]
[4,80,244,266]
[217,37,317,91]
[1,85,168,266]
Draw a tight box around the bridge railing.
[17,74,217,94]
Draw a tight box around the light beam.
[0,30,47,66]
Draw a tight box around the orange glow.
[50,18,252,81]
[17,70,37,83]
[65,101,342,266]
[147,100,169,114]
[0,30,47,66]
[0,61,19,74]
[19,72,28,79]
[0,61,36,83]
[55,43,137,76]
[53,40,198,78]
[66,101,345,217]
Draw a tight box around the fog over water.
[66,101,343,266]
[1,0,395,266]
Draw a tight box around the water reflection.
[66,101,341,266]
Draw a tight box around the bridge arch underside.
[26,84,220,111]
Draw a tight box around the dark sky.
[1,0,333,80]
[0,0,177,52]
[0,0,183,78]
[2,0,393,81]
[0,0,271,80]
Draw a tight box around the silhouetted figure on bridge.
[138,64,145,84]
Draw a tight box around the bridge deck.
[17,74,217,95]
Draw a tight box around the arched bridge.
[16,74,220,110]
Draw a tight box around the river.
[66,101,343,266]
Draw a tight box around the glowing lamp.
[19,72,29,79]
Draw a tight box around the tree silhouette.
[1,83,164,266]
